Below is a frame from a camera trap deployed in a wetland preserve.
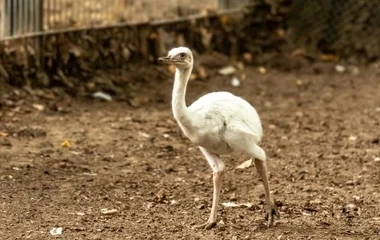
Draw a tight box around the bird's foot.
[193,220,217,230]
[265,201,280,227]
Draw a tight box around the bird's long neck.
[172,66,192,127]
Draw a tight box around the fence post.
[0,0,4,39]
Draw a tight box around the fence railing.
[0,0,251,41]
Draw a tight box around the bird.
[158,47,279,230]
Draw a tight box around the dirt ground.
[1,61,380,240]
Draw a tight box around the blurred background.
[0,1,379,239]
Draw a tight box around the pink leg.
[254,159,280,226]
[194,147,225,230]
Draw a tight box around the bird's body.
[159,47,279,230]
[182,91,263,156]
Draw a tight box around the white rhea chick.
[158,47,279,230]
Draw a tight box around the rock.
[335,65,346,73]
[231,77,241,87]
[50,227,63,236]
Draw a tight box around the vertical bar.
[75,1,83,27]
[27,0,30,33]
[35,0,38,32]
[74,0,78,26]
[6,0,11,37]
[112,0,115,23]
[46,0,50,29]
[0,0,4,38]
[102,0,105,24]
[53,0,57,28]
[59,0,62,27]
[31,0,35,32]
[18,0,22,35]
[88,0,91,26]
[24,0,27,34]
[38,0,43,32]
[13,0,17,36]
[63,0,67,27]
[103,0,107,24]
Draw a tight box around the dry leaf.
[168,65,176,74]
[218,66,236,75]
[190,73,197,81]
[61,140,72,148]
[236,159,252,169]
[32,104,45,111]
[100,208,118,215]
[0,132,9,137]
[291,48,306,57]
[221,202,254,208]
[198,66,208,80]
[320,53,339,62]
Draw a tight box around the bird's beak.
[158,56,175,63]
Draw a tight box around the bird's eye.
[180,53,186,58]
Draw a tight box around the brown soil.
[1,63,380,240]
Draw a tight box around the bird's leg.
[254,159,280,227]
[194,147,225,230]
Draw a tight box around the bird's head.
[158,47,193,69]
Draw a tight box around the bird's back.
[188,91,263,139]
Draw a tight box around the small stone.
[231,77,241,87]
[352,196,360,202]
[374,157,380,162]
[197,204,205,209]
[50,227,63,236]
[348,136,357,141]
[258,66,266,74]
[242,52,253,63]
[229,193,237,201]
[332,149,339,155]
[345,203,356,210]
[335,65,346,73]
[235,61,244,70]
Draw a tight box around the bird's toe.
[265,202,280,227]
[193,221,217,230]
[204,221,217,230]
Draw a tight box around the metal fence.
[288,0,380,59]
[0,0,251,41]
